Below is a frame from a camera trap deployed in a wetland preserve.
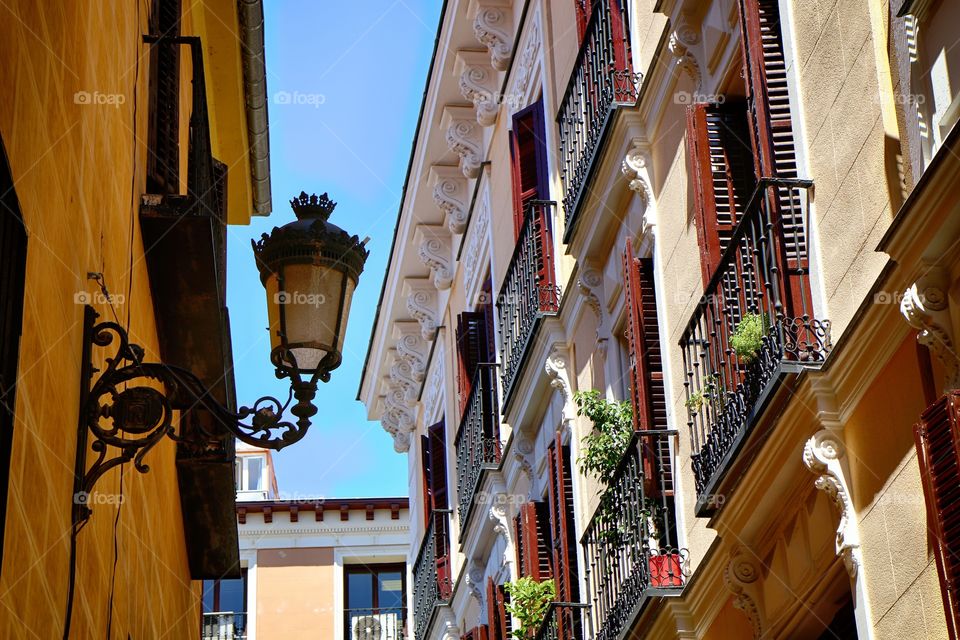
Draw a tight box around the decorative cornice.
[668,16,702,89]
[422,352,445,425]
[465,562,485,607]
[415,224,454,290]
[489,499,514,572]
[430,165,470,234]
[473,1,512,72]
[393,323,428,381]
[509,9,541,110]
[622,137,656,233]
[389,355,420,406]
[464,185,490,296]
[723,549,763,639]
[514,435,536,499]
[404,278,439,339]
[577,267,603,319]
[444,106,484,179]
[544,344,576,434]
[900,267,959,390]
[457,50,499,126]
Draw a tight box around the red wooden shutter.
[737,0,809,315]
[420,434,433,527]
[147,0,182,194]
[426,420,453,600]
[510,100,549,238]
[456,311,490,415]
[915,392,960,638]
[622,244,672,495]
[0,140,26,565]
[574,0,592,40]
[515,502,554,580]
[685,102,756,287]
[462,626,490,640]
[486,578,510,640]
[547,435,580,604]
[428,420,449,512]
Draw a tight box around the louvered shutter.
[915,392,960,638]
[738,0,809,316]
[547,436,580,605]
[510,100,550,238]
[622,244,673,496]
[0,142,26,566]
[426,420,453,600]
[463,626,490,640]
[486,578,510,640]
[147,0,182,194]
[456,312,490,415]
[420,434,433,527]
[515,501,554,580]
[685,103,756,287]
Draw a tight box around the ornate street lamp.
[73,192,368,525]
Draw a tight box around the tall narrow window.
[345,564,406,640]
[514,501,553,581]
[420,419,452,600]
[456,311,491,415]
[147,0,182,194]
[914,391,960,638]
[509,100,549,238]
[486,577,510,640]
[0,138,26,573]
[546,436,580,605]
[201,571,248,639]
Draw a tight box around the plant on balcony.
[730,312,769,362]
[684,374,719,414]
[504,577,556,639]
[574,390,632,485]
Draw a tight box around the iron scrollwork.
[73,306,320,525]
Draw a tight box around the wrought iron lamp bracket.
[73,306,320,526]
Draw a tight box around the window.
[0,136,26,574]
[345,564,406,640]
[146,0,182,194]
[509,99,549,237]
[546,436,580,604]
[513,501,553,581]
[202,571,247,614]
[235,455,266,493]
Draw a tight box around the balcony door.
[345,564,406,640]
[201,571,247,640]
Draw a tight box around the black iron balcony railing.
[558,0,641,242]
[681,178,830,514]
[581,431,687,640]
[412,510,453,640]
[455,363,501,534]
[534,602,591,640]
[344,607,406,640]
[202,612,247,640]
[497,201,560,403]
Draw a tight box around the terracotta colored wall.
[256,548,336,638]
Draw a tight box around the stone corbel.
[577,266,603,320]
[430,165,470,234]
[404,278,439,339]
[443,106,484,179]
[901,267,959,390]
[456,50,500,126]
[389,354,420,406]
[544,344,576,435]
[393,322,428,381]
[415,224,454,290]
[489,499,515,572]
[668,16,703,90]
[514,435,536,498]
[723,548,764,639]
[465,562,485,607]
[473,0,513,72]
[622,137,657,237]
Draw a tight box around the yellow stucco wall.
[0,1,254,637]
[256,548,335,638]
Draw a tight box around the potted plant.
[730,312,768,363]
[640,499,684,588]
[684,374,719,415]
[504,577,556,639]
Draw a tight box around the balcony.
[412,510,453,640]
[455,363,501,534]
[558,0,642,242]
[202,612,247,640]
[581,431,686,640]
[534,602,590,640]
[681,178,830,515]
[497,201,560,403]
[345,607,406,640]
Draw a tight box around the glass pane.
[378,571,404,609]
[201,580,216,613]
[219,578,245,613]
[246,457,263,491]
[347,572,374,610]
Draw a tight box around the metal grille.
[412,510,452,640]
[557,0,641,241]
[201,612,247,640]
[455,363,501,533]
[533,602,590,640]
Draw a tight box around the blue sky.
[226,1,442,499]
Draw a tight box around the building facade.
[359,0,960,639]
[208,446,410,640]
[0,0,270,636]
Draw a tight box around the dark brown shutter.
[0,140,26,570]
[428,420,449,511]
[462,625,490,640]
[685,102,755,287]
[622,244,672,495]
[915,392,960,639]
[510,100,549,238]
[547,435,580,604]
[420,434,433,527]
[738,0,809,314]
[486,578,510,640]
[515,501,554,581]
[147,0,182,194]
[456,311,490,415]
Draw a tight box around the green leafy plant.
[684,375,718,413]
[504,577,556,639]
[730,312,769,362]
[574,390,633,485]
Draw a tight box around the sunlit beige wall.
[255,548,335,638]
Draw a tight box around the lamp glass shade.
[264,262,356,373]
